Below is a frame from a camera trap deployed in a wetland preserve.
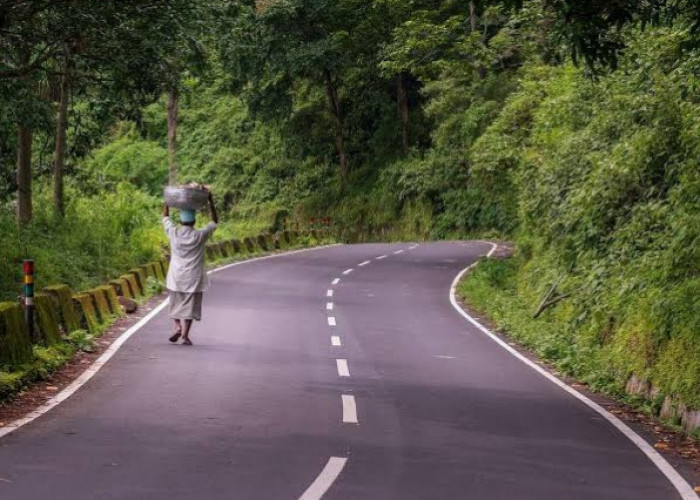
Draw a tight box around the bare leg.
[182,319,193,345]
[169,319,182,342]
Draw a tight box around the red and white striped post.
[23,259,35,341]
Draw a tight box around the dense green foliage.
[454,28,700,409]
[0,185,162,300]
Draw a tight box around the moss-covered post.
[0,302,33,365]
[23,259,36,342]
[97,285,123,317]
[109,279,132,300]
[128,268,147,294]
[44,285,81,333]
[34,293,62,345]
[151,262,165,281]
[72,293,100,334]
[243,237,256,253]
[232,239,243,254]
[256,234,269,251]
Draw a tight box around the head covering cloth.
[180,209,196,224]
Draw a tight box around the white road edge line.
[358,260,371,267]
[375,255,387,260]
[342,394,358,423]
[298,456,348,500]
[331,336,342,346]
[336,359,350,377]
[327,290,334,297]
[326,302,334,311]
[328,317,336,327]
[332,278,340,285]
[0,244,342,441]
[342,268,353,275]
[449,241,697,500]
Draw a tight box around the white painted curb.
[450,242,697,500]
[0,244,341,441]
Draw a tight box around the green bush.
[0,184,163,302]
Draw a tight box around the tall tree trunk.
[53,63,69,217]
[17,124,32,225]
[167,86,179,185]
[469,1,477,33]
[324,70,347,180]
[397,73,409,156]
[470,1,487,78]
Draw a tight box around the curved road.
[0,242,688,499]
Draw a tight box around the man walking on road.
[162,191,218,345]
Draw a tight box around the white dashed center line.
[342,395,358,424]
[298,456,348,500]
[327,290,334,297]
[326,302,334,311]
[331,336,341,346]
[342,268,353,275]
[393,249,404,255]
[358,260,371,267]
[327,317,336,327]
[375,255,387,260]
[336,359,350,377]
[332,278,340,285]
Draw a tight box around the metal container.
[163,186,209,210]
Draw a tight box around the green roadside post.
[23,259,35,342]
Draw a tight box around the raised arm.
[208,192,218,225]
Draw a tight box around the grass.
[458,255,700,435]
[457,257,583,375]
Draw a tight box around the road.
[0,242,689,499]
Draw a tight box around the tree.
[0,0,214,220]
[220,0,375,180]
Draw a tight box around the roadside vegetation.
[0,1,698,428]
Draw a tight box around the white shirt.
[163,217,217,292]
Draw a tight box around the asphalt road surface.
[0,242,689,499]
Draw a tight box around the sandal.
[169,331,182,343]
[182,338,193,346]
